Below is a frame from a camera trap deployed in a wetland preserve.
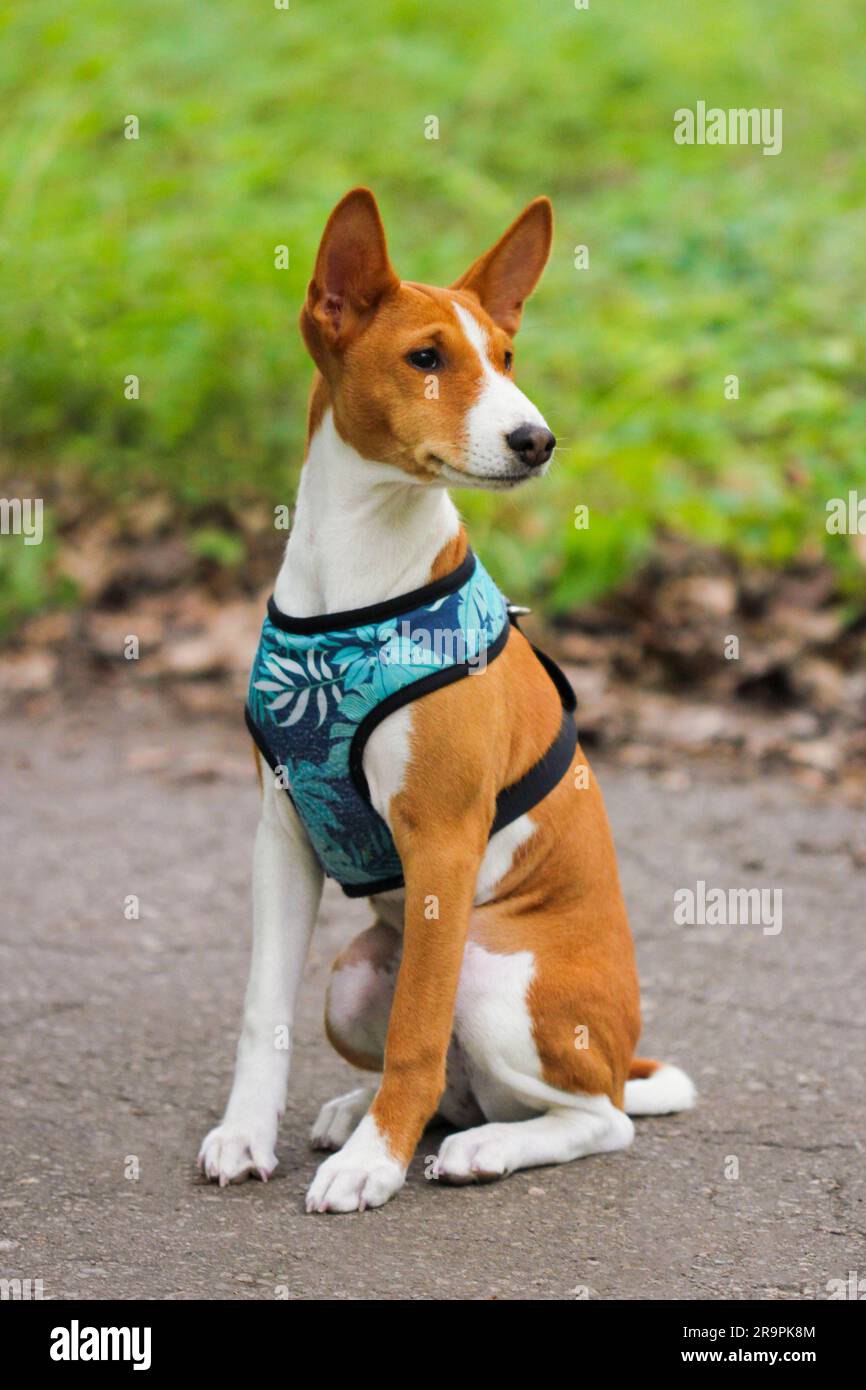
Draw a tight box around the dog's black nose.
[506,423,556,468]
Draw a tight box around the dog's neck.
[273,405,464,618]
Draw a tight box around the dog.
[198,188,695,1213]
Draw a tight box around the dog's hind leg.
[311,1086,378,1152]
[435,931,636,1184]
[314,920,482,1148]
[310,921,396,1152]
[323,920,400,1073]
[435,1096,633,1183]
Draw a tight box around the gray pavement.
[1,689,863,1300]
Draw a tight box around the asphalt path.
[1,690,862,1299]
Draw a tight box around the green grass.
[1,0,864,630]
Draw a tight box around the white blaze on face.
[453,303,550,483]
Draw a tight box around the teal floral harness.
[245,550,576,896]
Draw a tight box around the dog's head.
[300,188,555,491]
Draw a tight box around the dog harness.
[245,549,577,897]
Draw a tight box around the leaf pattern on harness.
[247,556,508,886]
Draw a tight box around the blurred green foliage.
[1,0,864,629]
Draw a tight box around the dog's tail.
[624,1057,696,1116]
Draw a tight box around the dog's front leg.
[306,827,483,1213]
[199,760,323,1185]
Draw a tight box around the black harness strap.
[490,709,577,835]
[526,639,577,716]
[489,611,578,836]
[346,609,578,892]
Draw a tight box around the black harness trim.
[265,549,476,635]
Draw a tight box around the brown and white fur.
[198,189,695,1212]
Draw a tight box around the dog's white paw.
[311,1086,375,1152]
[435,1123,514,1183]
[197,1116,278,1187]
[305,1114,405,1213]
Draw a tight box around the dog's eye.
[504,351,513,371]
[407,347,441,371]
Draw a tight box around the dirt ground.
[1,686,863,1300]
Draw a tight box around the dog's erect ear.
[304,188,399,348]
[451,197,553,336]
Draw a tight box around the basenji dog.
[198,188,695,1213]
